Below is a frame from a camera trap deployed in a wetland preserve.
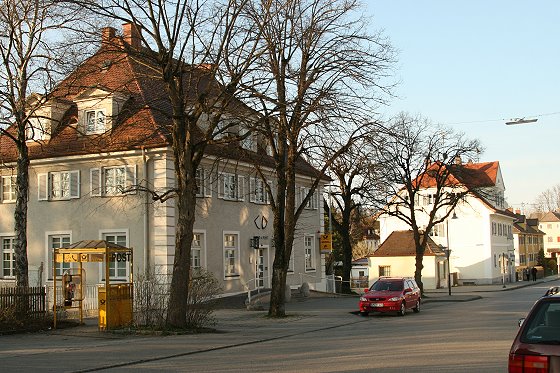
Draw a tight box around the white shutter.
[38,173,48,201]
[218,173,224,198]
[249,177,255,203]
[266,180,273,205]
[90,168,101,196]
[204,168,212,197]
[237,175,245,201]
[126,165,137,194]
[0,176,3,202]
[69,170,80,199]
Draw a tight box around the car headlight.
[360,297,367,302]
[388,297,401,302]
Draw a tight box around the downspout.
[142,147,151,276]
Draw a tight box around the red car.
[359,277,421,316]
[508,293,560,372]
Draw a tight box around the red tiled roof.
[371,230,443,257]
[0,34,322,178]
[414,161,499,190]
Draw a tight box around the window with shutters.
[90,165,136,197]
[301,187,318,210]
[37,171,80,201]
[218,172,244,201]
[1,176,16,203]
[250,177,268,204]
[195,168,211,198]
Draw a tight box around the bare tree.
[323,136,382,293]
[372,113,482,293]
[0,0,83,287]
[69,0,260,328]
[533,184,560,213]
[239,0,395,316]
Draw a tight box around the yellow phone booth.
[53,240,134,331]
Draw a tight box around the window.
[2,237,15,278]
[195,168,211,197]
[223,232,239,277]
[520,254,526,264]
[90,165,136,196]
[250,177,269,204]
[38,171,80,201]
[26,117,50,141]
[1,176,16,203]
[102,232,128,280]
[300,187,318,210]
[304,235,315,271]
[548,237,553,243]
[429,223,445,237]
[86,110,106,134]
[494,254,497,268]
[240,130,257,152]
[218,173,244,201]
[47,234,71,279]
[191,232,205,270]
[548,224,552,229]
[492,222,496,235]
[379,265,391,277]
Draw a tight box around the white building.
[379,160,516,285]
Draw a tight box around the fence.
[0,286,47,318]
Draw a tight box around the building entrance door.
[256,247,268,288]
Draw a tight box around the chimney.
[516,209,521,215]
[454,156,462,165]
[122,22,142,48]
[101,27,116,46]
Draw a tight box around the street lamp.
[445,212,458,296]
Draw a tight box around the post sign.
[320,233,332,252]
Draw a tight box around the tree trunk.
[165,90,196,328]
[14,137,29,287]
[166,181,195,327]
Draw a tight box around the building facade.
[0,25,327,296]
[512,214,545,280]
[378,161,516,285]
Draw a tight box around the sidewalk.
[422,274,560,303]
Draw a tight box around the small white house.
[366,230,446,290]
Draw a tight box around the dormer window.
[26,117,50,141]
[86,110,106,134]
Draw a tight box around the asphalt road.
[130,286,547,373]
[2,279,558,372]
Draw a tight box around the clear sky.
[365,1,560,212]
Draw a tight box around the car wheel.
[360,311,369,317]
[413,299,420,313]
[397,302,406,316]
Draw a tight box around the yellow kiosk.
[53,240,133,330]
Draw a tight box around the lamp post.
[444,248,451,296]
[445,212,458,296]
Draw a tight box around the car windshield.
[521,301,560,344]
[371,281,403,292]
